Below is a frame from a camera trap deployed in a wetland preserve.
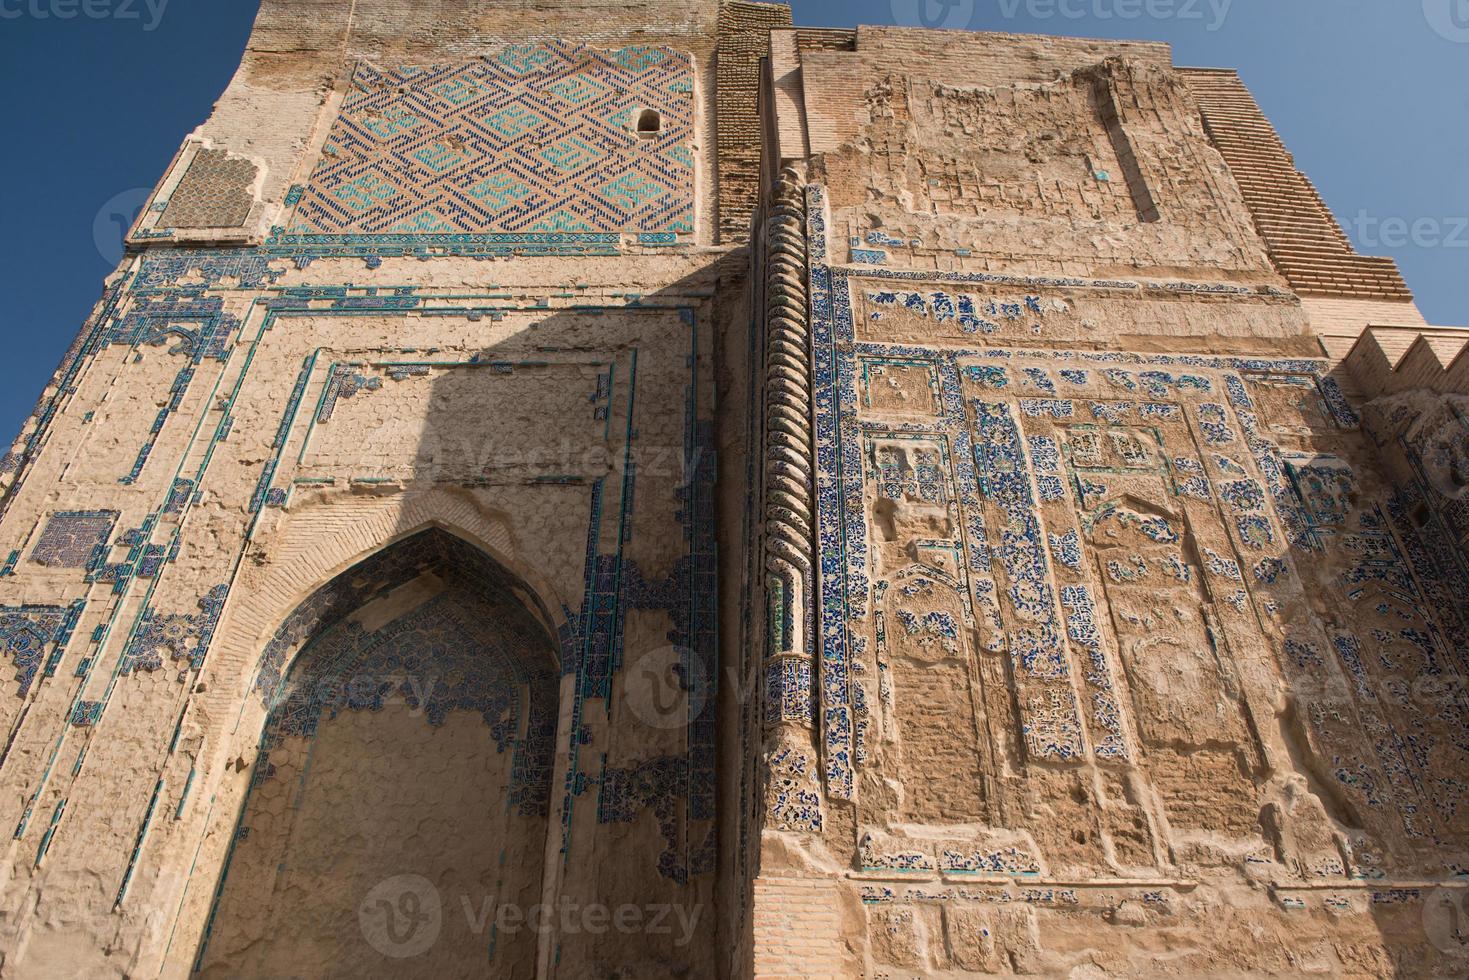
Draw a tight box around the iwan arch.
[197,513,563,978]
[0,1,1465,977]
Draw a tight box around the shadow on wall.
[194,264,734,978]
[198,528,558,978]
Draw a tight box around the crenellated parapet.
[1346,324,1469,571]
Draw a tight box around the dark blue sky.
[0,0,1463,441]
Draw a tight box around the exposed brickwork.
[716,0,791,243]
[794,28,854,52]
[750,876,848,979]
[1301,296,1427,366]
[1346,325,1469,398]
[1180,68,1413,301]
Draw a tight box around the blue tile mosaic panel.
[120,585,229,676]
[3,604,82,697]
[30,511,118,569]
[805,221,1469,851]
[598,755,715,883]
[250,529,559,818]
[282,42,695,240]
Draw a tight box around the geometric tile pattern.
[252,529,556,706]
[285,42,694,237]
[119,584,229,675]
[30,511,118,569]
[159,148,257,229]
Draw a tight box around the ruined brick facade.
[0,3,1464,978]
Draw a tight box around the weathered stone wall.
[3,4,1466,978]
[0,244,735,977]
[0,2,749,976]
[744,24,1469,980]
[799,31,1277,284]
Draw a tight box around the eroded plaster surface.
[0,4,1464,979]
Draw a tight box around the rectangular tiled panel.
[159,148,258,229]
[284,42,695,237]
[30,511,118,569]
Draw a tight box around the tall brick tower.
[0,4,1464,978]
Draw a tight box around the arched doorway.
[196,529,559,978]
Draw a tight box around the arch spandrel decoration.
[198,491,573,707]
[248,527,562,710]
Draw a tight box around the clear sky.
[0,0,1463,442]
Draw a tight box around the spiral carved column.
[760,167,823,833]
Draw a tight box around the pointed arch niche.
[194,524,561,978]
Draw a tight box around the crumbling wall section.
[746,23,1469,979]
[0,2,752,976]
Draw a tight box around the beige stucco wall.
[744,24,1469,980]
[1,5,1466,979]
